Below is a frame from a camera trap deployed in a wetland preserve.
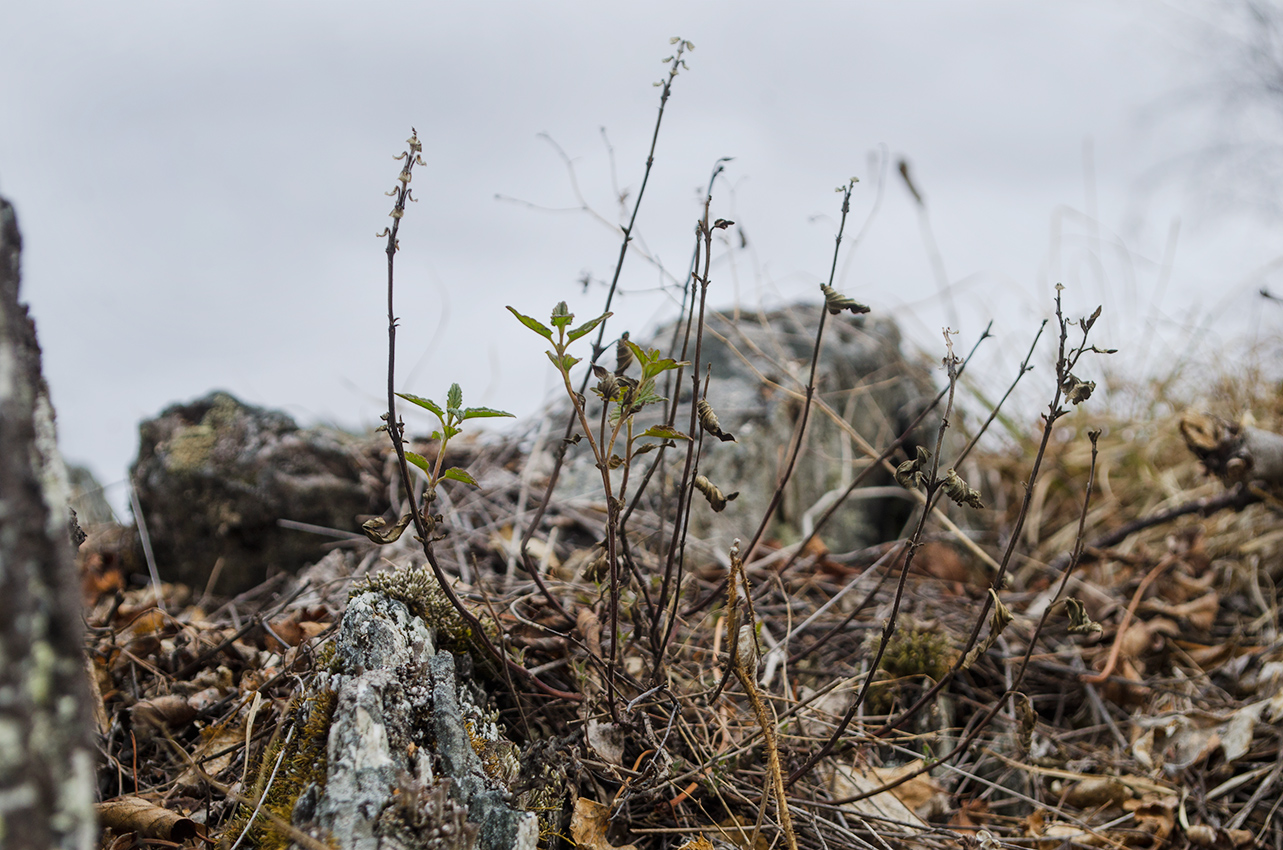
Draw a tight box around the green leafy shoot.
[405,451,432,477]
[625,340,686,383]
[396,385,512,491]
[398,392,444,419]
[441,467,479,487]
[567,312,612,344]
[506,306,553,341]
[642,425,690,441]
[550,300,574,329]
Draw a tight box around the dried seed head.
[1061,374,1096,405]
[894,445,931,490]
[697,399,736,443]
[942,468,984,509]
[694,474,738,512]
[820,283,871,316]
[614,332,633,375]
[1065,598,1102,634]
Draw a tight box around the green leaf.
[641,356,686,382]
[447,382,463,411]
[397,392,444,420]
[441,467,479,487]
[550,301,574,329]
[546,350,581,372]
[624,340,648,366]
[642,425,690,441]
[405,451,432,477]
[461,406,515,421]
[567,311,613,343]
[442,425,461,440]
[507,306,553,341]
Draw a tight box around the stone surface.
[302,591,537,850]
[558,303,936,554]
[130,391,386,593]
[0,195,97,849]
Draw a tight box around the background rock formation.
[131,391,386,594]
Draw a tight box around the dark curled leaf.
[1084,305,1102,331]
[506,306,553,341]
[894,445,931,489]
[1065,597,1102,634]
[362,513,414,544]
[614,332,633,375]
[962,588,1011,669]
[1061,373,1095,405]
[1014,693,1036,752]
[942,468,985,509]
[820,283,871,315]
[694,474,738,512]
[697,399,736,442]
[592,364,620,402]
[632,441,672,457]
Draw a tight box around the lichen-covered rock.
[131,391,385,593]
[295,589,537,850]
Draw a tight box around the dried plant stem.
[787,327,964,786]
[380,132,579,703]
[873,290,1102,740]
[741,182,857,565]
[827,426,1105,808]
[726,544,797,850]
[653,205,715,673]
[776,323,992,574]
[517,43,691,626]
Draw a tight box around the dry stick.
[787,328,965,786]
[866,292,1103,744]
[824,426,1106,808]
[618,157,731,638]
[654,211,716,674]
[516,42,689,630]
[1042,483,1260,574]
[739,183,857,569]
[1080,553,1178,684]
[726,544,798,850]
[380,133,578,704]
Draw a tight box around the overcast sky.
[5,1,1283,518]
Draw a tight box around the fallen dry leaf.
[97,796,198,842]
[570,797,638,850]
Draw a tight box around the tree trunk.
[0,197,96,849]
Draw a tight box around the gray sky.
[4,1,1282,518]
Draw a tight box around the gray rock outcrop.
[0,196,97,849]
[557,303,935,554]
[295,589,537,850]
[131,391,385,594]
